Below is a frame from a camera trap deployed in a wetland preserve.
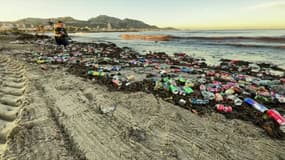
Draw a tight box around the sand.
[0,52,26,156]
[0,33,284,160]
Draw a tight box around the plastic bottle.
[227,95,236,100]
[178,76,186,83]
[234,98,243,106]
[112,66,121,71]
[257,90,270,97]
[177,87,186,96]
[125,82,133,86]
[207,70,215,76]
[163,77,170,83]
[183,86,193,94]
[127,75,135,81]
[37,59,46,64]
[270,80,281,85]
[235,74,247,81]
[244,98,268,112]
[227,95,242,106]
[237,67,243,72]
[198,78,206,84]
[47,57,54,63]
[215,73,221,78]
[249,64,260,73]
[201,91,215,100]
[181,67,193,73]
[254,95,269,102]
[89,71,105,77]
[190,99,209,105]
[207,85,222,93]
[185,80,195,87]
[173,68,181,73]
[169,85,178,94]
[216,104,232,113]
[215,93,223,102]
[267,109,285,126]
[212,81,222,86]
[33,52,40,57]
[112,79,122,88]
[225,88,235,95]
[245,76,254,83]
[98,71,105,77]
[139,58,146,63]
[87,70,94,75]
[275,94,285,103]
[178,99,187,106]
[200,85,206,91]
[233,87,242,93]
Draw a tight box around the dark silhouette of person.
[54,21,69,47]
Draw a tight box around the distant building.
[0,23,14,31]
[107,22,112,31]
[44,25,53,31]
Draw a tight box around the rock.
[128,127,147,142]
[99,104,116,114]
[40,64,48,70]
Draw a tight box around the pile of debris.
[21,39,285,139]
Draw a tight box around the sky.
[0,0,285,29]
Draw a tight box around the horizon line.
[1,16,285,31]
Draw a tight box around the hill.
[88,15,158,29]
[10,15,161,30]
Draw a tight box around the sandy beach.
[0,32,284,160]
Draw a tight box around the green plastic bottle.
[185,79,195,87]
[163,77,170,83]
[93,71,105,77]
[169,85,178,94]
[88,70,94,75]
[183,86,193,94]
[87,71,105,77]
[179,76,186,83]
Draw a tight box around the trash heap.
[25,39,285,138]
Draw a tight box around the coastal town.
[0,15,164,33]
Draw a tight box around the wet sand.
[0,33,284,160]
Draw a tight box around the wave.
[170,36,285,43]
[199,42,285,49]
[180,31,252,34]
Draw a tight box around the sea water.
[70,29,285,68]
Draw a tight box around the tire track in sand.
[0,56,26,155]
[0,55,76,160]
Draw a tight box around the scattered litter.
[16,38,285,139]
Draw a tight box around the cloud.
[249,1,285,10]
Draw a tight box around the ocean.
[69,29,285,68]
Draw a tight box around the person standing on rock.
[54,21,69,48]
